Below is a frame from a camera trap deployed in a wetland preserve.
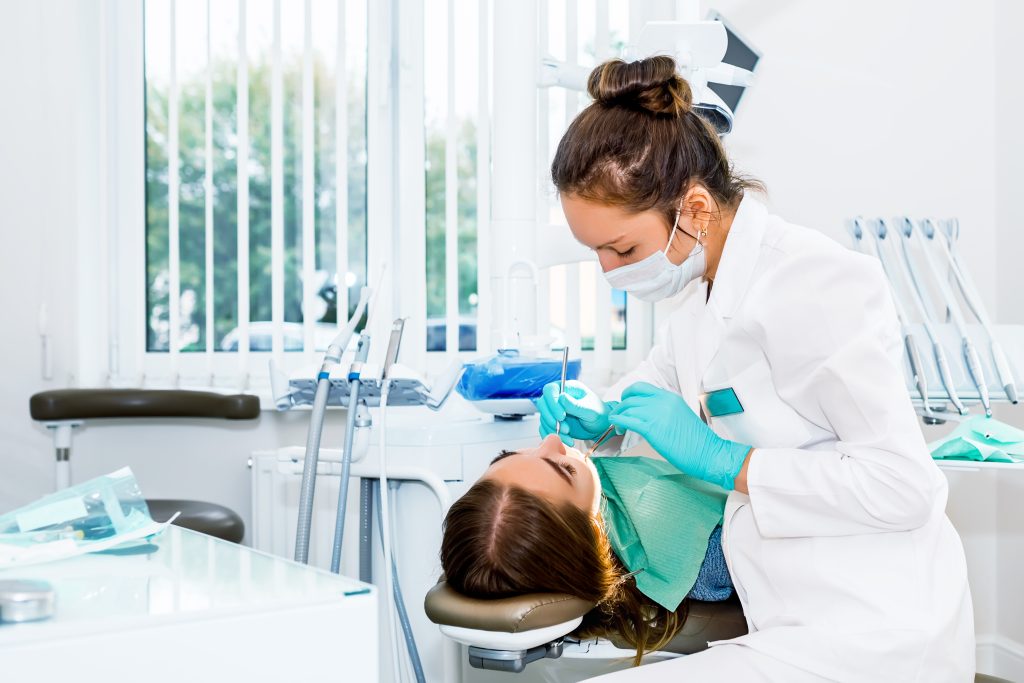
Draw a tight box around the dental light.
[538,16,759,135]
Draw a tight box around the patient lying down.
[440,434,731,665]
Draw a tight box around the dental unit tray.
[271,361,463,411]
[848,216,1023,420]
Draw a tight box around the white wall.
[0,2,83,510]
[994,0,1024,665]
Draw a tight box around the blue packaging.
[456,350,582,401]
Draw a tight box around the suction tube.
[294,287,372,564]
[329,333,372,573]
[375,480,426,683]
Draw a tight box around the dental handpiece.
[935,219,1018,404]
[554,347,569,435]
[878,219,966,415]
[912,218,990,417]
[850,218,930,411]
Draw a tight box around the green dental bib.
[593,456,728,611]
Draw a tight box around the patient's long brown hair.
[440,478,688,666]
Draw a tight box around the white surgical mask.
[602,210,706,302]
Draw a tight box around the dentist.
[537,56,975,682]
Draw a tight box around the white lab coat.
[598,196,975,682]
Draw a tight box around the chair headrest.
[424,580,594,633]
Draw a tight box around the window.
[121,0,654,390]
[143,0,368,359]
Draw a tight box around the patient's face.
[483,434,602,513]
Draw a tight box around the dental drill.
[294,287,372,564]
[928,219,1018,404]
[904,218,991,417]
[848,219,930,412]
[874,219,967,415]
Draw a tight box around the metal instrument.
[910,218,990,416]
[554,347,569,436]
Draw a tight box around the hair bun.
[587,56,692,117]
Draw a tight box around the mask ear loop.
[662,208,682,255]
[664,203,706,256]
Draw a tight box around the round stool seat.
[147,499,245,544]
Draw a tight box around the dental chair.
[424,579,748,674]
[29,389,259,543]
[426,581,1012,682]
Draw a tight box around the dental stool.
[29,389,259,544]
[424,580,748,673]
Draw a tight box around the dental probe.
[849,218,930,412]
[932,219,1018,404]
[912,218,990,416]
[587,425,617,458]
[554,347,569,436]
[875,219,966,415]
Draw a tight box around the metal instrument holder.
[848,216,1021,425]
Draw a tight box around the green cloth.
[929,416,1024,463]
[593,456,728,611]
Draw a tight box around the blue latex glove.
[534,380,617,446]
[609,382,751,491]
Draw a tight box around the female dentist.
[537,57,975,682]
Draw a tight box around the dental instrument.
[588,425,617,457]
[294,286,372,564]
[904,218,991,417]
[929,218,1018,404]
[848,218,930,412]
[554,347,569,435]
[873,219,966,415]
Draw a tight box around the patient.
[440,434,730,665]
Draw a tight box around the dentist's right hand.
[535,380,617,446]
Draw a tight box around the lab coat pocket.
[703,361,815,449]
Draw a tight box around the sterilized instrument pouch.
[0,467,174,569]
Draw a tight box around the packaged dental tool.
[0,467,174,569]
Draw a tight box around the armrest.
[30,389,260,421]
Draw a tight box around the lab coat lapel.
[693,197,768,389]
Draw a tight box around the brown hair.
[551,56,762,229]
[440,478,688,666]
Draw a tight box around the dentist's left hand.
[609,382,752,490]
[535,380,617,446]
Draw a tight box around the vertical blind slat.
[444,0,459,355]
[593,0,612,376]
[475,0,492,355]
[204,0,215,370]
[236,0,251,381]
[335,0,349,330]
[564,0,581,355]
[168,0,181,374]
[535,0,550,350]
[301,0,316,359]
[270,0,285,361]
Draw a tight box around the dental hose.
[294,376,331,564]
[377,379,404,681]
[294,287,371,564]
[328,332,371,573]
[375,480,426,683]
